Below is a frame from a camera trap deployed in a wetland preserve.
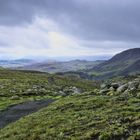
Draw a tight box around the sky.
[0,0,140,60]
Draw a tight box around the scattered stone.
[0,93,5,96]
[10,95,20,100]
[100,83,111,89]
[107,91,114,96]
[128,81,139,90]
[109,87,115,91]
[111,83,120,89]
[117,84,128,93]
[136,93,140,98]
[59,91,67,96]
[99,89,110,95]
[138,84,140,89]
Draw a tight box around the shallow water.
[0,99,54,129]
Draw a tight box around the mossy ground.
[0,69,97,110]
[0,69,140,140]
[0,94,140,140]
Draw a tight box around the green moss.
[0,70,140,139]
[0,95,140,139]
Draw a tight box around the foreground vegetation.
[0,69,140,140]
[0,69,97,110]
[0,94,140,140]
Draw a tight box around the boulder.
[99,89,110,95]
[10,95,20,100]
[59,91,67,96]
[117,84,128,93]
[111,83,120,89]
[137,93,140,98]
[109,87,115,91]
[128,81,139,90]
[100,83,111,89]
[138,84,140,89]
[107,91,114,96]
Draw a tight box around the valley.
[0,48,139,140]
[1,1,140,139]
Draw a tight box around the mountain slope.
[87,48,140,79]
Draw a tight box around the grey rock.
[100,83,111,89]
[109,87,115,91]
[138,84,140,89]
[117,84,128,93]
[99,89,110,95]
[10,95,20,100]
[128,81,139,89]
[111,83,120,89]
[59,91,67,96]
[137,93,140,98]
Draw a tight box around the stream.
[0,99,54,129]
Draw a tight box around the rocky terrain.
[99,76,140,97]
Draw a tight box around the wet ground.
[0,99,54,129]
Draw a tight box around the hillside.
[0,70,140,139]
[87,48,140,79]
[15,60,104,73]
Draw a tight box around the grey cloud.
[0,0,140,43]
[0,41,10,47]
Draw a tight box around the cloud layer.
[0,0,139,59]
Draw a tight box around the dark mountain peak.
[109,48,140,63]
[89,48,140,79]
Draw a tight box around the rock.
[107,91,114,96]
[128,81,139,90]
[111,83,120,89]
[136,93,140,98]
[99,89,110,95]
[134,78,140,82]
[138,84,140,89]
[109,87,115,91]
[10,95,20,100]
[0,93,5,96]
[72,87,81,94]
[59,91,67,96]
[117,84,128,93]
[100,83,111,89]
[123,89,130,95]
[26,89,32,92]
[120,91,131,99]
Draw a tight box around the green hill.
[87,48,140,80]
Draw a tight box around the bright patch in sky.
[0,17,137,60]
[0,0,139,60]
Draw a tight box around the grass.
[0,94,140,140]
[0,69,140,140]
[0,69,98,111]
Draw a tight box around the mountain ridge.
[87,48,140,79]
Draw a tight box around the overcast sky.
[0,0,140,60]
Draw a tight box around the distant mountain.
[87,48,140,79]
[0,59,35,68]
[16,60,104,73]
